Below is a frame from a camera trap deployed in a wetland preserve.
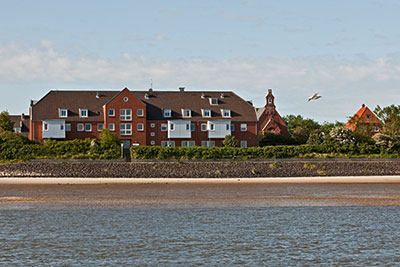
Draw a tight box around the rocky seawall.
[1,160,400,178]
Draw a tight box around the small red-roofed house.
[256,89,289,137]
[345,104,383,136]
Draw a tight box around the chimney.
[149,88,153,92]
[179,86,185,92]
[220,93,225,99]
[201,93,206,99]
[268,89,272,94]
[362,104,365,108]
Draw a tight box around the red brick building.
[256,89,289,137]
[29,87,259,147]
[345,104,383,136]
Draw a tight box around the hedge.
[131,143,399,160]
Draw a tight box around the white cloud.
[1,42,400,122]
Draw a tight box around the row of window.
[157,140,247,147]
[161,108,231,118]
[53,123,145,135]
[155,123,247,132]
[59,108,144,119]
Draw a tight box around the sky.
[1,0,400,123]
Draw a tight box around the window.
[97,124,104,132]
[240,123,247,131]
[120,109,132,121]
[182,109,191,118]
[60,124,64,131]
[44,123,49,131]
[120,123,132,135]
[221,109,231,118]
[137,123,144,131]
[231,124,235,131]
[108,109,115,117]
[151,132,155,137]
[366,114,371,119]
[186,124,190,131]
[191,123,195,131]
[240,141,247,148]
[66,124,71,132]
[163,109,172,118]
[137,109,144,117]
[150,141,155,145]
[85,123,92,132]
[170,123,175,131]
[59,109,68,118]
[201,123,207,131]
[14,127,21,133]
[201,141,215,147]
[108,123,115,131]
[161,141,175,147]
[161,124,167,131]
[226,124,230,131]
[208,122,215,131]
[182,141,196,147]
[151,123,155,128]
[268,97,272,104]
[209,98,218,105]
[79,109,88,118]
[202,109,211,118]
[123,97,129,102]
[77,123,84,132]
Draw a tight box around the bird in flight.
[308,93,322,101]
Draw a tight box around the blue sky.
[1,0,400,122]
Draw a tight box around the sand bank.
[1,176,400,184]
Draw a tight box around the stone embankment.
[1,160,400,178]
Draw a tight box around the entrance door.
[121,140,131,149]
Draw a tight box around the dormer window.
[59,109,68,118]
[182,109,191,118]
[163,109,172,118]
[79,109,88,118]
[210,98,218,105]
[202,109,211,118]
[221,109,231,118]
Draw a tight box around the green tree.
[0,111,14,132]
[374,105,400,138]
[222,134,238,147]
[283,115,320,144]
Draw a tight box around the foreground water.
[1,183,400,265]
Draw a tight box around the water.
[1,184,400,265]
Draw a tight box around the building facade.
[345,104,383,136]
[29,87,259,147]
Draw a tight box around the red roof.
[345,104,382,130]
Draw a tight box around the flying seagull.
[308,93,322,102]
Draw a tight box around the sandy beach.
[2,176,400,184]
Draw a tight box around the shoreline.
[2,176,400,184]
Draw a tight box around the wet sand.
[2,177,400,207]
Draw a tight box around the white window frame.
[151,123,155,128]
[202,109,211,118]
[161,141,175,147]
[150,141,155,145]
[97,124,104,132]
[240,123,247,132]
[201,141,215,147]
[85,123,92,132]
[120,123,132,135]
[137,123,144,131]
[163,109,172,118]
[65,124,71,132]
[201,123,207,131]
[108,123,115,131]
[77,123,84,132]
[151,132,155,137]
[108,109,115,117]
[208,122,215,131]
[79,109,88,118]
[43,123,49,131]
[120,109,132,121]
[137,109,144,117]
[240,140,247,148]
[182,141,196,147]
[161,123,167,131]
[182,109,192,118]
[221,109,231,118]
[209,98,218,105]
[59,109,68,118]
[60,124,64,131]
[170,123,175,131]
